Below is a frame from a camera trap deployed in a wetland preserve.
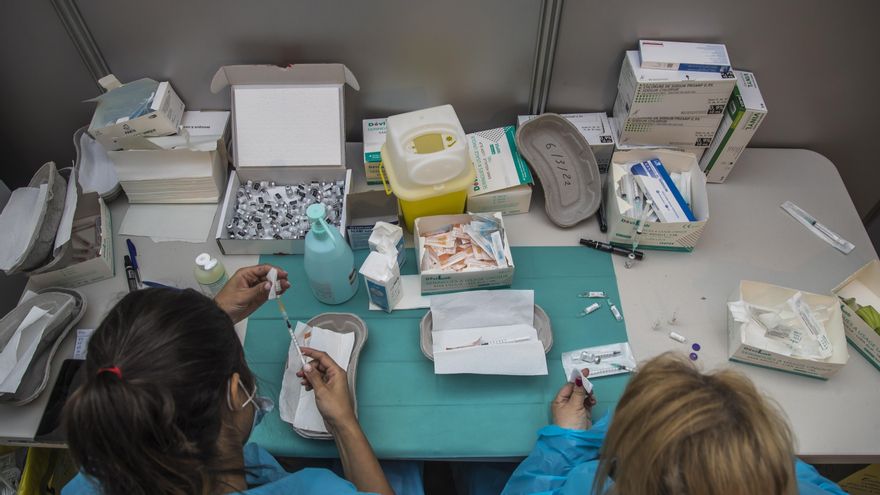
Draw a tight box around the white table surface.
[1,147,877,463]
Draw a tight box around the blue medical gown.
[501,413,847,495]
[63,443,376,495]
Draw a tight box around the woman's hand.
[552,368,597,430]
[296,347,357,432]
[214,264,290,324]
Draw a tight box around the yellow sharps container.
[380,104,475,232]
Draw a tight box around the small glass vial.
[193,253,228,297]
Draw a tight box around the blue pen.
[125,239,142,287]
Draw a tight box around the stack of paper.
[107,111,229,204]
[279,322,355,435]
[430,290,547,375]
[0,307,51,394]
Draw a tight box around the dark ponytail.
[64,288,254,495]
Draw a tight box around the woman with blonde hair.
[502,353,846,495]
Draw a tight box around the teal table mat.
[245,246,628,459]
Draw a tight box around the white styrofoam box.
[414,213,514,294]
[729,280,849,380]
[87,77,185,150]
[832,260,880,372]
[639,40,731,72]
[605,149,708,252]
[210,64,359,255]
[700,70,768,183]
[28,193,114,288]
[518,113,615,173]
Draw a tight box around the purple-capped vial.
[689,352,698,361]
[692,343,701,352]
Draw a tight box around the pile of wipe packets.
[419,215,510,274]
[617,158,694,224]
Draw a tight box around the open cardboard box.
[728,280,849,380]
[414,213,514,294]
[210,64,358,255]
[833,260,880,372]
[605,149,709,252]
[87,75,185,150]
[28,193,114,288]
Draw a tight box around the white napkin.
[429,290,547,376]
[279,322,355,434]
[0,306,50,393]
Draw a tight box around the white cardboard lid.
[210,64,359,93]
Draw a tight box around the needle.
[277,299,309,369]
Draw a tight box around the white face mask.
[227,379,275,438]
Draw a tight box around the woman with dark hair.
[62,264,394,495]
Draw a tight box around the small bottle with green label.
[194,253,228,297]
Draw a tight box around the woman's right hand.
[296,348,357,431]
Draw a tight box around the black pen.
[597,200,608,233]
[580,239,644,260]
[123,255,138,292]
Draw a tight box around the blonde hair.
[593,353,797,495]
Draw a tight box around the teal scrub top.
[501,413,848,495]
[63,443,376,495]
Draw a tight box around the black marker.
[597,200,608,233]
[580,239,644,260]
[123,255,138,292]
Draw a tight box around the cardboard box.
[414,213,514,294]
[728,280,849,379]
[518,113,615,173]
[700,70,768,183]
[28,193,114,288]
[87,75,185,150]
[832,260,880,372]
[211,64,358,255]
[609,118,706,161]
[108,111,230,203]
[466,126,533,215]
[346,160,400,250]
[639,40,731,72]
[612,50,735,147]
[362,118,387,185]
[605,149,709,252]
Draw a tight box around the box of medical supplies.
[832,261,880,372]
[518,113,615,173]
[107,111,230,203]
[28,193,114,288]
[700,70,768,183]
[345,158,400,250]
[605,149,708,252]
[612,50,735,147]
[87,75,185,150]
[639,40,731,73]
[728,280,849,379]
[414,212,514,294]
[211,64,357,255]
[465,126,533,215]
[362,118,387,185]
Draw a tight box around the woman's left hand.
[551,368,597,430]
[214,264,290,323]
